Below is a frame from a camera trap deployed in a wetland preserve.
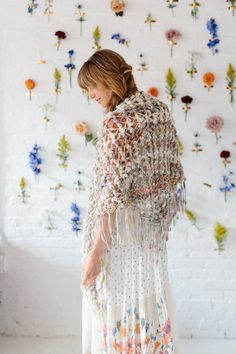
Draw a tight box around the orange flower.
[203,72,215,87]
[135,323,141,334]
[148,86,159,97]
[74,121,88,135]
[120,326,127,337]
[154,340,161,349]
[25,79,36,90]
[111,0,125,13]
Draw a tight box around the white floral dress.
[81,90,185,354]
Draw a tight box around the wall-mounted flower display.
[74,3,86,36]
[64,50,76,88]
[177,137,184,156]
[54,31,66,51]
[147,87,159,97]
[185,51,200,79]
[41,103,56,129]
[29,144,42,178]
[53,68,61,103]
[50,183,64,201]
[18,177,30,203]
[185,209,200,230]
[166,0,179,15]
[92,26,101,50]
[145,13,157,30]
[74,170,86,193]
[70,202,82,235]
[192,132,203,154]
[165,68,177,113]
[27,0,38,15]
[111,0,125,16]
[189,1,201,19]
[226,0,236,16]
[25,79,36,101]
[206,115,223,144]
[74,121,97,145]
[220,150,231,168]
[165,29,181,57]
[226,63,236,106]
[57,135,71,170]
[45,209,57,231]
[181,95,193,121]
[137,53,148,75]
[206,18,220,55]
[44,0,53,23]
[203,72,215,91]
[219,171,235,202]
[214,222,227,254]
[111,33,130,47]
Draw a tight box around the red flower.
[55,31,66,39]
[220,150,230,159]
[181,95,193,104]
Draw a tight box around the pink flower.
[206,116,224,133]
[165,29,181,41]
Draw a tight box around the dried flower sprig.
[185,209,200,230]
[226,0,236,16]
[111,0,125,16]
[92,26,101,50]
[45,209,57,231]
[165,68,177,113]
[137,53,148,75]
[53,68,61,104]
[29,144,42,178]
[214,222,227,254]
[226,63,236,106]
[74,3,86,36]
[57,135,71,170]
[64,50,76,88]
[111,33,130,47]
[74,170,86,193]
[206,18,220,55]
[220,150,231,168]
[50,183,64,201]
[147,87,159,97]
[185,51,200,79]
[71,202,82,234]
[44,0,53,23]
[177,138,184,156]
[145,13,157,30]
[54,31,66,51]
[203,72,215,91]
[181,95,193,121]
[18,177,30,203]
[219,171,235,202]
[74,121,97,146]
[165,29,181,58]
[41,103,56,129]
[27,0,38,15]
[192,132,203,154]
[25,79,36,101]
[206,116,223,144]
[189,1,201,19]
[166,0,179,15]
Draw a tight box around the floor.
[0,337,236,354]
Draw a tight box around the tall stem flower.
[214,223,227,254]
[44,0,53,23]
[185,51,200,79]
[189,1,201,19]
[165,29,181,58]
[57,135,71,170]
[74,4,86,36]
[54,31,66,51]
[71,202,82,235]
[226,63,236,106]
[181,96,193,122]
[53,68,61,104]
[41,103,56,129]
[92,26,101,50]
[165,68,177,113]
[64,50,76,88]
[226,0,236,16]
[166,0,179,16]
[206,18,220,55]
[206,116,223,144]
[145,13,156,31]
[219,171,235,202]
[25,79,36,101]
[18,177,30,203]
[29,144,42,179]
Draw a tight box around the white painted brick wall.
[0,0,236,342]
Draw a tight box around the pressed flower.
[206,115,223,144]
[147,87,159,97]
[55,31,66,50]
[185,51,200,79]
[219,171,235,202]
[18,177,30,203]
[45,209,57,231]
[137,53,148,75]
[181,95,193,121]
[70,202,82,234]
[41,103,56,129]
[53,68,61,103]
[74,3,86,36]
[206,18,220,55]
[220,150,231,168]
[226,0,236,16]
[165,68,177,113]
[111,0,125,16]
[189,1,201,19]
[165,29,181,57]
[74,121,97,145]
[74,170,85,193]
[56,135,71,170]
[27,0,38,15]
[226,63,236,106]
[144,13,157,30]
[203,72,215,91]
[111,33,130,47]
[214,222,227,253]
[192,132,203,154]
[44,0,53,23]
[64,50,76,88]
[50,183,64,201]
[25,79,36,101]
[166,0,179,15]
[185,209,200,229]
[92,26,101,50]
[29,144,42,178]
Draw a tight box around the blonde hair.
[77,49,137,112]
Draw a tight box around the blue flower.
[111,33,120,40]
[68,49,74,57]
[206,18,220,55]
[29,144,42,176]
[70,202,82,234]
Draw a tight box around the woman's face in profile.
[86,82,112,108]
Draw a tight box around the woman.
[78,49,186,353]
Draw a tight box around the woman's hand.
[80,250,103,288]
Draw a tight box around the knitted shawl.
[81,90,186,314]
